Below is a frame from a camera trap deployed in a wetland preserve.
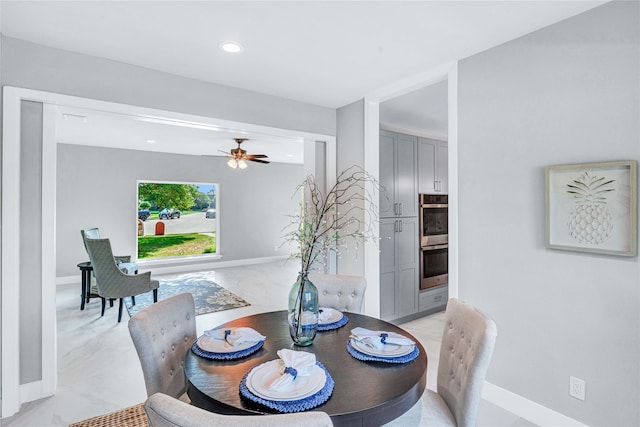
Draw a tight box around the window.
[137,181,218,259]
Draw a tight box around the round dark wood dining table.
[184,310,427,427]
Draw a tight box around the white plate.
[197,335,260,353]
[246,360,326,401]
[351,338,415,358]
[318,308,344,325]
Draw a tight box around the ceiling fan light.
[238,159,248,169]
[227,158,238,169]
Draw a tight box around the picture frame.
[545,160,637,256]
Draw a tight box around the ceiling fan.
[220,138,270,169]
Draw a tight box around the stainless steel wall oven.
[419,194,448,290]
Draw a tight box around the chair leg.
[153,288,158,303]
[109,298,114,308]
[131,295,136,306]
[118,298,124,323]
[101,298,106,317]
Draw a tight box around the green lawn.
[138,233,216,259]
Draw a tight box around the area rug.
[68,402,147,427]
[125,271,250,317]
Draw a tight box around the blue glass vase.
[288,272,319,346]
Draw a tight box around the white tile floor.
[2,261,536,426]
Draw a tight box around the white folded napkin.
[268,349,316,391]
[318,307,339,323]
[204,327,265,347]
[350,327,415,350]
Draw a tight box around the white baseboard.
[144,255,289,276]
[56,255,290,286]
[20,380,52,405]
[483,382,588,427]
[56,275,79,285]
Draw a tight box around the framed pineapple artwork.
[546,160,637,256]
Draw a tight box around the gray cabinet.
[380,131,418,217]
[418,285,448,312]
[380,217,418,321]
[380,130,419,321]
[418,137,448,194]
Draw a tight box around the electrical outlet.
[569,376,586,401]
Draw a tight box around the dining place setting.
[191,326,267,360]
[316,307,349,331]
[347,326,419,363]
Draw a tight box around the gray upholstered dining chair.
[83,237,159,322]
[144,392,334,427]
[423,298,498,427]
[81,227,139,273]
[81,227,140,306]
[128,293,197,402]
[308,273,366,313]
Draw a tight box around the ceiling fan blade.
[219,138,270,165]
[249,158,270,164]
[201,152,228,158]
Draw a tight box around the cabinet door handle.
[394,203,398,216]
[394,220,398,233]
[399,203,403,215]
[399,220,403,232]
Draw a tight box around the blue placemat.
[317,314,349,331]
[240,362,334,413]
[191,339,264,360]
[346,340,420,364]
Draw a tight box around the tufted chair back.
[128,293,197,400]
[437,298,497,427]
[308,274,367,313]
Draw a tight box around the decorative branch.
[282,166,381,272]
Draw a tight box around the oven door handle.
[421,203,448,209]
[421,244,449,251]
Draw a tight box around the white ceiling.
[2,1,608,154]
[55,105,305,163]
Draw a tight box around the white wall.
[19,101,43,384]
[57,144,305,278]
[457,2,639,425]
[336,100,365,275]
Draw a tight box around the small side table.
[77,261,98,310]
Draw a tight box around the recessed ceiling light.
[219,41,243,53]
[146,139,157,144]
